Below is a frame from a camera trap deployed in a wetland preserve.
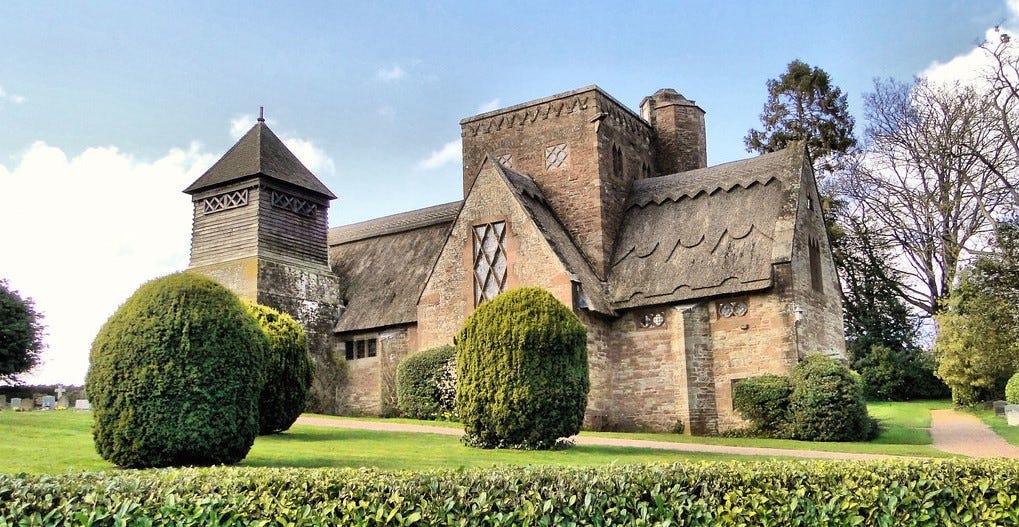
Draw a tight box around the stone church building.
[184,85,845,434]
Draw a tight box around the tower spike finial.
[258,106,265,123]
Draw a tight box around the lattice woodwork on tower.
[202,189,249,213]
[271,190,319,217]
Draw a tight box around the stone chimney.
[640,89,707,175]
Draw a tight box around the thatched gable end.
[328,202,459,333]
[609,148,803,309]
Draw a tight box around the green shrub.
[396,345,455,419]
[85,273,267,468]
[244,301,313,435]
[788,354,877,441]
[456,287,588,449]
[3,461,1019,524]
[1007,372,1019,404]
[855,344,949,401]
[732,374,792,436]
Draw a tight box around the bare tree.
[973,30,1019,204]
[840,78,1012,317]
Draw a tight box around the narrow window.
[367,339,377,358]
[473,221,508,305]
[809,237,823,292]
[355,340,366,359]
[344,340,354,361]
[612,144,623,180]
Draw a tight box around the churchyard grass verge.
[0,411,770,475]
[1,399,957,475]
[970,405,1019,446]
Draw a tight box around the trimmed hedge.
[1007,372,1019,404]
[732,374,791,437]
[456,287,588,449]
[244,301,313,435]
[85,273,267,468]
[3,461,1019,525]
[395,345,455,420]
[789,355,877,441]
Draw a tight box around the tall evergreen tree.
[744,60,857,176]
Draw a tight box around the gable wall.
[461,89,651,278]
[417,165,574,350]
[789,158,847,359]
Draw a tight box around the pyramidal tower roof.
[184,119,336,199]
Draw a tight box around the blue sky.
[0,0,1010,384]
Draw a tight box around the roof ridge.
[329,201,461,245]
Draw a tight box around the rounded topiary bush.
[1006,372,1019,404]
[396,345,455,420]
[245,301,313,435]
[732,374,792,437]
[456,287,589,449]
[86,273,267,468]
[788,354,877,441]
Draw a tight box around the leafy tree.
[245,301,313,435]
[86,273,267,468]
[844,78,1009,317]
[744,59,857,176]
[456,287,588,450]
[0,279,44,382]
[935,219,1019,404]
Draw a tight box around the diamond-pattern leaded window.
[473,221,507,305]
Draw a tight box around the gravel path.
[929,409,1019,458]
[299,409,1019,460]
[295,416,896,461]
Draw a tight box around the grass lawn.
[0,411,771,475]
[316,400,957,458]
[0,400,956,474]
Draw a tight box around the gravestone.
[41,395,56,410]
[54,386,66,401]
[0,395,5,410]
[995,400,1008,416]
[74,399,91,411]
[10,397,21,410]
[57,396,69,409]
[19,398,33,411]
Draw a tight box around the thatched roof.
[609,146,804,309]
[329,202,459,333]
[184,121,336,199]
[493,161,613,315]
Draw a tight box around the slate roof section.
[609,147,804,309]
[328,203,459,333]
[493,161,614,315]
[184,121,337,199]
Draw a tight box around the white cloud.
[0,85,26,106]
[0,141,216,385]
[282,136,336,177]
[376,64,406,82]
[416,139,462,171]
[477,98,501,113]
[230,114,254,139]
[922,1,1019,85]
[230,114,336,177]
